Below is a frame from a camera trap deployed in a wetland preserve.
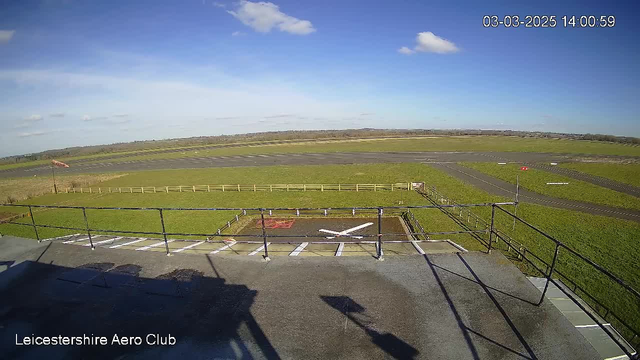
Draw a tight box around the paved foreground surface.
[430,163,640,223]
[0,237,600,359]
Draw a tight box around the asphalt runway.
[3,150,638,222]
[430,163,640,223]
[1,151,632,178]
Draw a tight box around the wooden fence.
[64,183,414,194]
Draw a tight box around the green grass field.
[1,162,638,338]
[559,163,640,187]
[460,162,640,211]
[3,135,640,172]
[82,136,640,165]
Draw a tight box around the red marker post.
[520,166,529,171]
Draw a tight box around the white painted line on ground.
[109,238,147,249]
[248,243,270,256]
[172,241,205,253]
[575,323,611,328]
[210,241,236,254]
[83,237,122,247]
[335,243,345,256]
[290,242,309,256]
[446,240,469,252]
[42,233,80,242]
[411,241,425,255]
[63,237,89,244]
[136,239,174,251]
[604,355,632,360]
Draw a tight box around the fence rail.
[420,186,639,358]
[64,183,415,194]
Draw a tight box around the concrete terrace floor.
[0,237,599,360]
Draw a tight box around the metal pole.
[82,207,94,249]
[377,207,383,260]
[260,209,270,261]
[28,205,40,242]
[488,204,495,253]
[513,174,519,231]
[159,209,170,255]
[538,243,560,305]
[51,165,57,194]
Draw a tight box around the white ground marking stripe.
[42,233,81,242]
[110,238,146,248]
[335,243,345,256]
[605,355,632,360]
[210,241,236,254]
[172,241,205,253]
[63,237,89,244]
[83,237,122,247]
[411,241,425,255]
[290,242,309,256]
[136,240,175,251]
[446,240,468,252]
[248,243,270,256]
[575,323,611,328]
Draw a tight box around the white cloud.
[399,32,459,55]
[397,46,415,55]
[227,1,316,35]
[0,30,15,44]
[213,1,226,8]
[232,31,246,36]
[25,114,43,121]
[19,131,51,138]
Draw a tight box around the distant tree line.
[2,129,638,165]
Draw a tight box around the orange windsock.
[51,160,70,168]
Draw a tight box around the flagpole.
[51,164,57,194]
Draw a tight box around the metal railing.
[64,183,414,194]
[420,186,639,358]
[0,202,511,261]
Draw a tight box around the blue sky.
[0,0,639,156]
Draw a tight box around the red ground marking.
[255,219,296,229]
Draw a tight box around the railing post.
[377,207,384,260]
[82,207,94,250]
[260,209,270,261]
[28,205,40,242]
[538,243,560,305]
[488,204,496,253]
[159,209,171,256]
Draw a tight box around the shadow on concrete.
[422,253,538,360]
[456,253,537,360]
[0,259,279,360]
[320,295,419,360]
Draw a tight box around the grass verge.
[559,163,640,187]
[460,162,640,211]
